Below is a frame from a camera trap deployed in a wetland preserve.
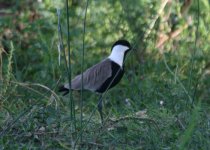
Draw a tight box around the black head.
[109,39,132,64]
[111,39,131,51]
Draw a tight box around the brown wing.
[64,59,112,92]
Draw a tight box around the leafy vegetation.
[0,0,210,149]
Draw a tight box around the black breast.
[96,61,124,93]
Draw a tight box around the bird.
[59,39,131,123]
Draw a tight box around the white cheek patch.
[108,45,129,67]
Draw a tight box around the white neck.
[108,45,129,68]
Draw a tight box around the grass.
[0,0,210,149]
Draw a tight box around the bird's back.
[71,58,113,92]
[59,59,124,94]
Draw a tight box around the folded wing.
[63,58,112,92]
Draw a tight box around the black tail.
[58,85,69,96]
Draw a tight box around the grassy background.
[0,0,210,149]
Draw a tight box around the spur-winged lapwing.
[59,39,131,123]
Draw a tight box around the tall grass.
[2,42,14,96]
[79,0,90,143]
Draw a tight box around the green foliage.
[0,0,210,149]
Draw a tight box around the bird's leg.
[97,95,103,124]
